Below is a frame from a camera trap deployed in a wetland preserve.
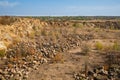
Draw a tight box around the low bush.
[0,49,6,57]
[0,42,7,57]
[73,23,83,28]
[95,42,103,50]
[112,42,120,51]
[81,44,90,55]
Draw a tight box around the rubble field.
[0,16,120,80]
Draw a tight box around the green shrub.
[112,42,120,51]
[73,23,83,28]
[95,42,103,50]
[0,49,6,57]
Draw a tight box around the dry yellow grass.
[52,53,64,63]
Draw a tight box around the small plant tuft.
[81,44,90,55]
[52,53,64,63]
[95,42,103,50]
[112,42,120,51]
[0,49,6,57]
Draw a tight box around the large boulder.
[0,41,7,57]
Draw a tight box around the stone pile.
[0,41,47,80]
[73,65,120,80]
[35,33,93,58]
[0,54,47,80]
[0,31,95,80]
[1,17,112,80]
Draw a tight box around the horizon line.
[0,15,120,17]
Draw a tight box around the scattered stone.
[40,58,48,64]
[23,75,28,79]
[0,74,5,80]
[73,65,120,80]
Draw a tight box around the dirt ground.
[28,47,106,80]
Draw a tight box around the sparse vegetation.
[40,29,48,36]
[73,23,83,28]
[0,16,16,25]
[106,51,120,69]
[0,49,6,57]
[7,41,37,58]
[0,16,120,80]
[95,42,103,50]
[112,41,120,51]
[29,31,36,39]
[81,44,90,55]
[102,45,113,52]
[52,53,64,63]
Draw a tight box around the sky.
[0,0,120,16]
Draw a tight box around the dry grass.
[73,23,83,28]
[112,41,120,51]
[103,41,120,52]
[29,31,36,39]
[0,49,6,57]
[7,41,37,58]
[52,53,64,63]
[81,44,91,55]
[7,63,13,68]
[0,16,16,25]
